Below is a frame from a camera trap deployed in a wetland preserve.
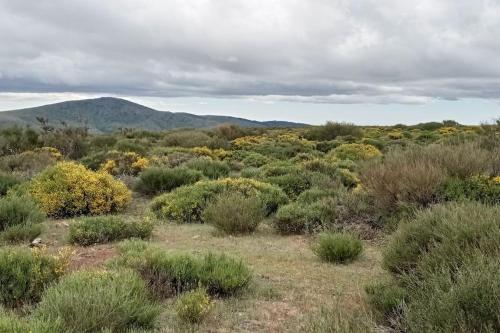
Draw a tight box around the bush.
[0,247,69,308]
[68,216,153,246]
[440,175,500,205]
[312,232,362,263]
[296,187,336,204]
[273,199,337,234]
[30,162,131,217]
[365,281,406,317]
[34,270,160,332]
[113,243,251,297]
[0,223,43,243]
[134,167,202,195]
[203,192,264,235]
[184,157,230,179]
[0,195,45,232]
[150,178,288,223]
[304,122,364,141]
[175,288,212,324]
[262,171,314,198]
[241,152,269,167]
[330,143,381,161]
[383,202,500,275]
[0,172,19,196]
[99,151,149,176]
[377,202,500,332]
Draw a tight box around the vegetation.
[68,216,153,246]
[0,118,497,332]
[202,192,265,234]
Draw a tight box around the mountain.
[0,97,306,133]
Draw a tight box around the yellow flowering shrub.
[189,146,231,160]
[34,147,63,160]
[329,143,382,161]
[388,131,403,140]
[30,161,131,217]
[232,135,266,148]
[438,127,458,135]
[175,288,212,324]
[99,151,149,176]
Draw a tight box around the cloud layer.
[1,0,500,104]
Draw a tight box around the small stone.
[30,238,43,247]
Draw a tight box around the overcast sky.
[1,0,499,124]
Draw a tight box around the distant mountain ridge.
[0,97,306,132]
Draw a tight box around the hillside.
[0,97,306,132]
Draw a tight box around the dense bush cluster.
[29,162,131,217]
[134,167,203,195]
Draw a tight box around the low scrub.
[273,198,337,234]
[312,232,362,263]
[203,192,264,235]
[150,178,288,223]
[29,162,131,217]
[184,157,230,179]
[0,247,69,308]
[113,241,252,297]
[134,167,202,195]
[68,216,153,246]
[0,195,45,232]
[330,143,381,161]
[0,223,43,243]
[0,172,20,196]
[175,288,212,324]
[33,270,160,333]
[373,202,500,332]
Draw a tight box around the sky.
[1,0,499,125]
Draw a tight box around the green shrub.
[301,159,337,176]
[113,244,251,297]
[0,195,45,232]
[262,171,313,198]
[365,281,406,317]
[304,122,363,141]
[134,167,202,195]
[68,216,153,246]
[0,223,43,243]
[34,270,160,333]
[184,157,230,179]
[383,202,500,275]
[0,307,31,333]
[115,139,147,155]
[296,187,336,204]
[240,167,261,179]
[0,172,20,196]
[202,192,264,235]
[440,175,500,205]
[273,199,337,234]
[378,202,500,332]
[150,178,288,223]
[0,247,65,308]
[175,288,212,324]
[312,232,362,263]
[241,152,269,167]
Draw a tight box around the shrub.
[175,288,212,324]
[365,281,406,317]
[377,202,500,332]
[273,199,337,234]
[304,122,364,141]
[150,178,288,223]
[202,192,264,235]
[312,232,362,263]
[100,151,149,176]
[68,216,153,246]
[241,152,269,167]
[383,202,500,275]
[30,162,131,217]
[184,157,230,179]
[113,244,251,297]
[296,187,336,204]
[0,148,60,177]
[34,270,160,333]
[0,172,19,196]
[0,223,43,243]
[0,247,69,308]
[440,175,500,205]
[360,146,447,211]
[262,171,313,198]
[134,167,202,195]
[0,307,29,332]
[330,143,381,161]
[0,195,45,232]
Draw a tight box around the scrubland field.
[0,121,499,332]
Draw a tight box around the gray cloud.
[1,0,500,104]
